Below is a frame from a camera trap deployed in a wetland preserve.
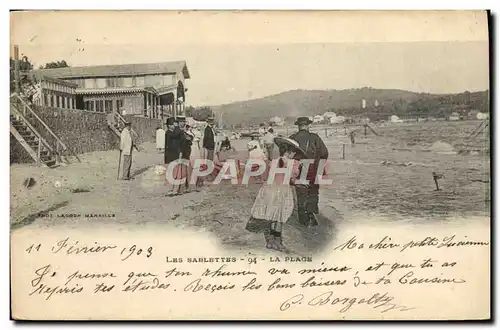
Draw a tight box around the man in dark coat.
[203,117,216,161]
[290,116,329,227]
[164,117,183,164]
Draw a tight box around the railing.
[109,111,140,152]
[10,93,81,163]
[113,111,142,137]
[10,106,55,166]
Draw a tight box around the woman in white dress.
[245,137,306,252]
[156,126,166,153]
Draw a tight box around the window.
[96,79,106,89]
[105,100,113,113]
[72,79,84,88]
[136,76,145,86]
[89,101,95,111]
[56,95,60,108]
[106,78,115,88]
[43,94,48,106]
[95,100,104,112]
[123,77,133,87]
[145,75,162,86]
[62,97,66,109]
[116,77,124,87]
[84,79,96,89]
[116,99,124,110]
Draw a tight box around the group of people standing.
[246,116,329,252]
[161,116,200,195]
[120,114,330,253]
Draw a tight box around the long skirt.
[165,162,188,185]
[173,163,188,181]
[250,184,295,224]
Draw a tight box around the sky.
[11,11,490,106]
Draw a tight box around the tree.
[10,56,34,92]
[40,60,70,69]
[185,106,213,121]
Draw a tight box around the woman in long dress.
[164,118,182,165]
[171,129,193,195]
[245,137,305,252]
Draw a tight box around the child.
[245,137,305,252]
[246,140,267,183]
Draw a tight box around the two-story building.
[32,61,190,119]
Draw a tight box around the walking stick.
[117,150,122,180]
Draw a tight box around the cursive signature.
[279,291,415,314]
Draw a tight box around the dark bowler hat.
[294,116,313,125]
[206,117,215,123]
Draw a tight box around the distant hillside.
[212,87,489,127]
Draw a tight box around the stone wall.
[10,105,160,164]
[123,115,162,144]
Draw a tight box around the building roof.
[156,84,178,95]
[21,72,78,88]
[32,61,190,80]
[75,86,158,95]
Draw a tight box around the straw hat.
[274,137,307,157]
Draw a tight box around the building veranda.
[26,60,191,120]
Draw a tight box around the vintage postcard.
[10,10,490,320]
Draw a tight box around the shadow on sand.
[131,166,151,179]
[11,201,70,231]
[285,206,341,254]
[186,184,341,256]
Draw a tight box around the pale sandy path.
[10,129,489,255]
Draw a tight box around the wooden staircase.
[10,93,80,167]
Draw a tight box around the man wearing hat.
[119,121,134,180]
[203,117,216,161]
[290,116,329,227]
[164,117,183,165]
